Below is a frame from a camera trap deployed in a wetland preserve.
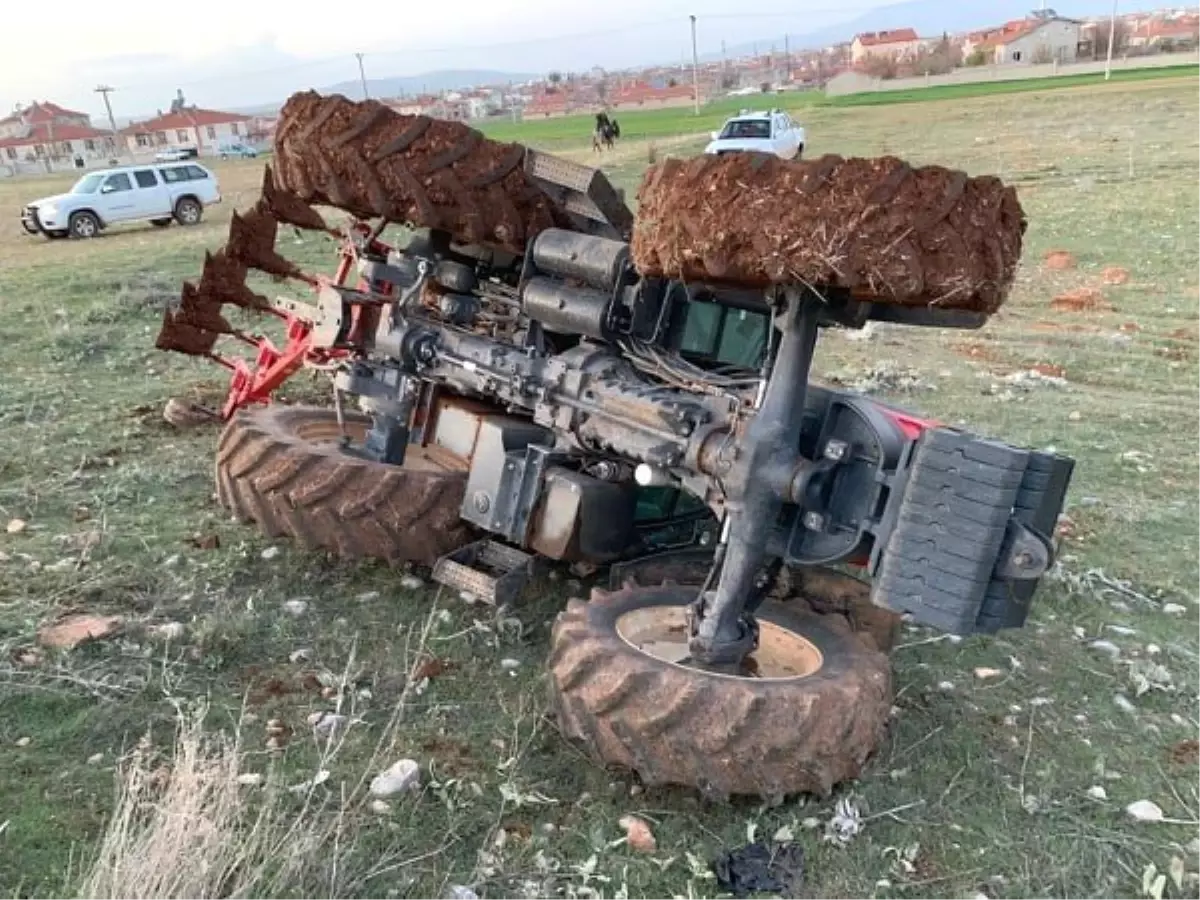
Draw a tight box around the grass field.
[474,63,1198,145]
[0,77,1198,899]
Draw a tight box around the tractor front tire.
[548,585,893,799]
[215,405,471,565]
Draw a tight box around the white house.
[0,101,118,172]
[850,28,922,64]
[122,107,252,156]
[969,16,1082,64]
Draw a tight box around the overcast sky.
[2,0,887,119]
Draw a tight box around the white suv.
[20,162,222,239]
[704,110,806,160]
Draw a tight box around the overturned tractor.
[158,90,1074,798]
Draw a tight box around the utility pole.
[1104,0,1118,80]
[355,53,369,99]
[689,14,701,115]
[94,85,123,160]
[784,34,791,83]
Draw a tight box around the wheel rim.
[75,217,95,237]
[615,603,824,680]
[180,203,199,223]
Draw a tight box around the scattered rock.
[1147,644,1162,656]
[1068,410,1082,421]
[369,799,392,815]
[6,518,27,535]
[312,713,348,737]
[370,759,421,797]
[618,814,657,853]
[446,887,478,900]
[1001,369,1068,389]
[1088,639,1121,659]
[1107,625,1138,636]
[801,817,821,830]
[1114,694,1137,713]
[163,398,219,428]
[937,681,956,692]
[288,769,331,794]
[37,614,122,650]
[87,752,104,765]
[15,737,31,747]
[282,599,309,616]
[237,773,264,786]
[974,667,1003,680]
[1169,739,1199,768]
[412,655,452,682]
[1043,250,1077,270]
[289,648,312,664]
[261,546,281,560]
[1162,603,1187,616]
[1126,800,1164,823]
[186,533,220,550]
[400,574,425,591]
[1051,287,1112,312]
[500,658,521,671]
[829,361,931,394]
[1086,785,1108,800]
[12,646,43,667]
[1101,266,1130,285]
[357,591,381,602]
[147,621,186,641]
[713,841,805,896]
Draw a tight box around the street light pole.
[689,14,701,115]
[94,85,124,160]
[355,53,370,99]
[1104,0,1118,80]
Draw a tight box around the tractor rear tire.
[548,584,893,799]
[215,405,472,565]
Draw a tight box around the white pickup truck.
[704,110,806,160]
[20,162,222,239]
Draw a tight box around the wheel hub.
[615,601,823,680]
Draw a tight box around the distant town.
[1,5,1196,176]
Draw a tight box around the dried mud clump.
[631,152,1027,313]
[270,90,566,254]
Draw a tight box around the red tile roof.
[124,107,250,134]
[1140,17,1199,38]
[0,101,90,126]
[0,122,114,149]
[609,81,695,104]
[855,28,919,46]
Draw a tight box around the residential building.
[965,15,1082,64]
[0,101,118,170]
[850,29,921,63]
[121,107,252,155]
[1128,15,1200,47]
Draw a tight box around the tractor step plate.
[432,539,535,606]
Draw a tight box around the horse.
[592,113,620,153]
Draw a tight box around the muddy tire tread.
[215,405,471,565]
[548,587,893,799]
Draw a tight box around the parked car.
[704,110,805,160]
[155,146,199,161]
[20,163,222,239]
[218,141,258,159]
